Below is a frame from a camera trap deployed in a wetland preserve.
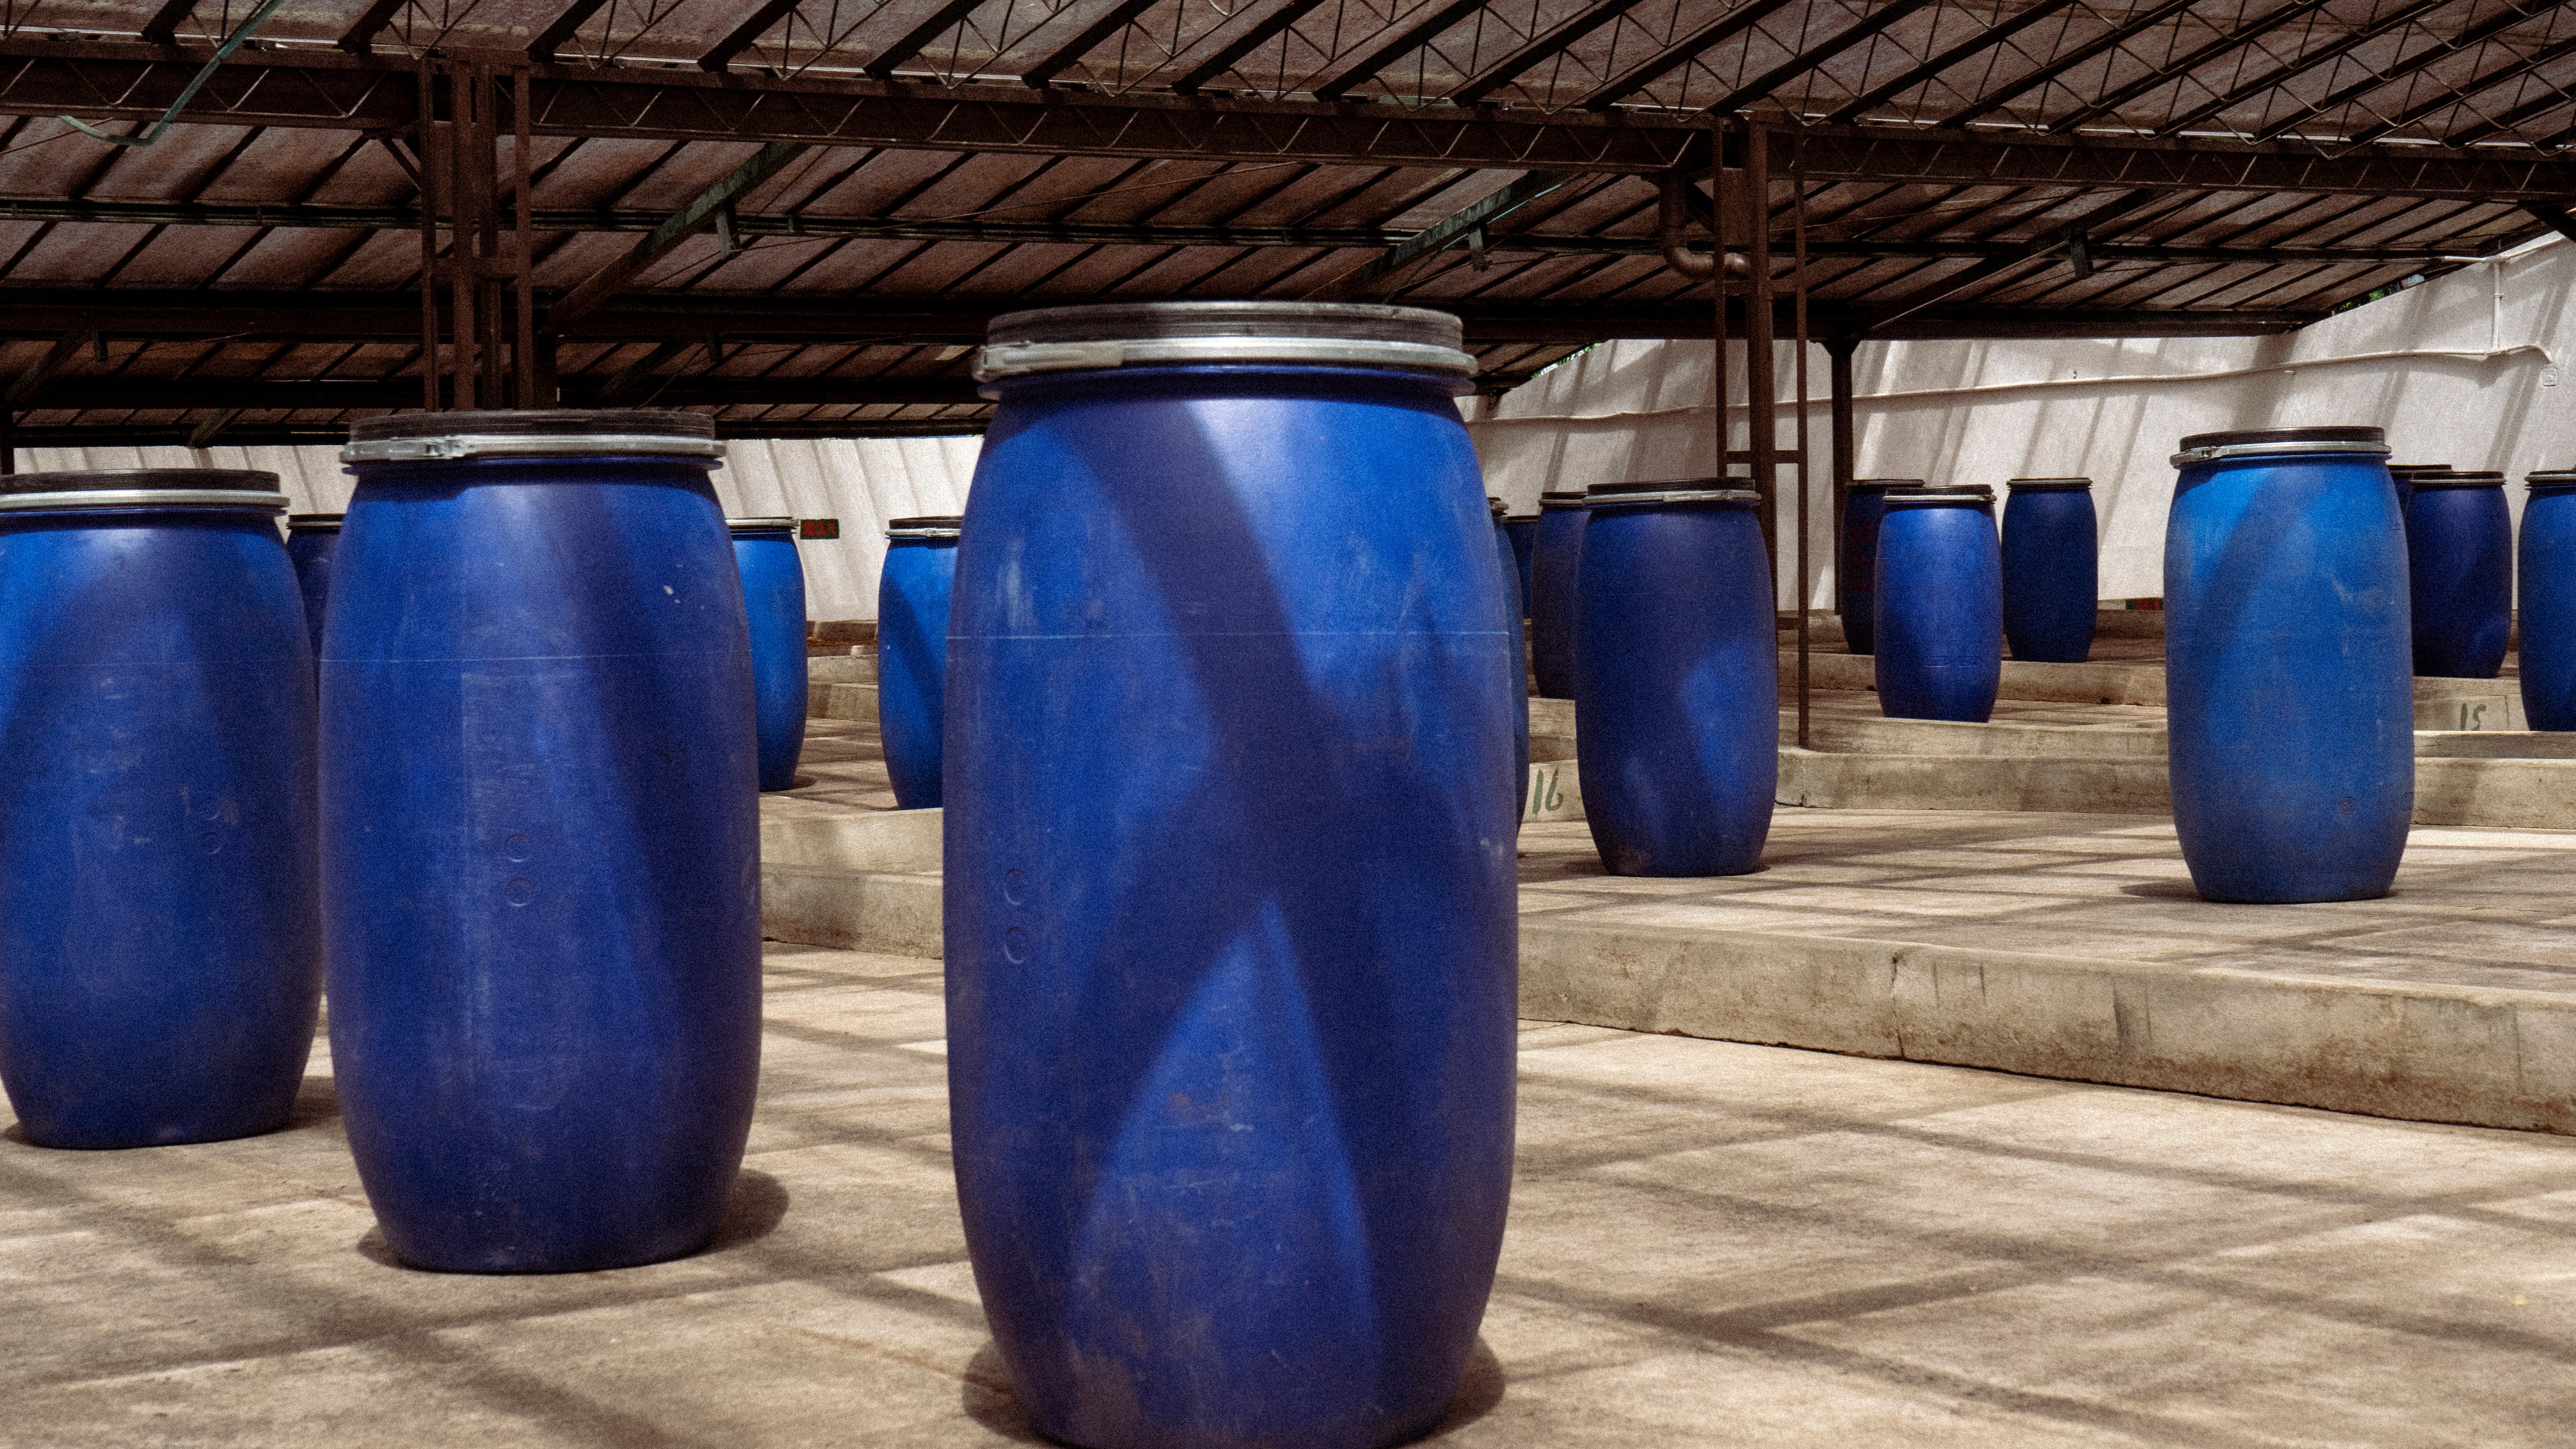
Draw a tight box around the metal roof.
[0,0,2569,441]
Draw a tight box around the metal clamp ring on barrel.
[2169,440,2393,466]
[886,524,962,539]
[973,336,1477,381]
[340,433,729,463]
[1588,488,1761,506]
[0,488,290,512]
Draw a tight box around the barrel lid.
[887,515,962,539]
[2408,470,2506,488]
[2388,461,2455,477]
[2528,470,2576,488]
[726,516,797,533]
[343,409,723,463]
[975,302,1473,381]
[2006,476,2093,491]
[1587,478,1759,507]
[1503,512,1538,524]
[287,512,344,532]
[1539,490,1590,511]
[1847,477,1926,492]
[0,468,287,513]
[2173,425,2388,466]
[1884,485,1996,506]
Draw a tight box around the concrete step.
[810,681,879,724]
[1778,650,2526,724]
[760,807,941,957]
[808,652,877,684]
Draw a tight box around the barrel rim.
[2527,470,2576,487]
[343,408,723,463]
[976,301,1470,380]
[1883,485,1996,506]
[287,512,345,532]
[2408,470,2507,487]
[2172,426,2389,466]
[887,513,963,539]
[1587,477,1760,507]
[2388,462,2458,476]
[1503,512,1540,524]
[0,467,278,496]
[0,488,290,514]
[726,515,799,533]
[2005,476,2094,491]
[1847,477,1927,491]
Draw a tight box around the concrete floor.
[12,943,2576,1446]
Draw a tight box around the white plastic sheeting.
[5,435,979,620]
[1472,234,2576,606]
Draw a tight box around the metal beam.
[3,331,95,407]
[1313,0,1492,102]
[2155,0,2450,136]
[335,0,410,56]
[865,0,996,81]
[1709,0,1946,117]
[549,141,811,329]
[2372,30,2576,146]
[1355,171,1572,279]
[2249,0,2555,142]
[700,0,805,72]
[0,192,2490,266]
[2526,202,2576,246]
[138,0,200,46]
[1821,0,2087,124]
[0,288,2324,343]
[1451,0,1654,104]
[1021,0,1166,87]
[1940,0,2199,128]
[1574,0,1806,109]
[530,0,616,64]
[1171,0,1336,94]
[2046,0,2341,135]
[1859,191,2158,330]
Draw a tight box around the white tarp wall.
[6,434,981,621]
[1472,233,2576,607]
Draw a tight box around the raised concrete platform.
[20,943,2576,1446]
[758,720,940,957]
[1518,810,2576,1135]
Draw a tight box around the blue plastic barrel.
[1874,485,2002,722]
[729,517,810,791]
[327,411,759,1272]
[954,302,1516,1449]
[0,469,320,1149]
[1530,490,1589,697]
[2387,462,2451,527]
[2403,470,2511,679]
[1504,512,1537,619]
[2000,478,2097,663]
[2167,426,2411,903]
[1574,479,1776,875]
[879,515,959,810]
[1839,478,1923,655]
[286,513,341,661]
[2522,471,2576,730]
[1492,497,1530,812]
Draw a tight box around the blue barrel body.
[1874,492,2002,722]
[1840,480,1919,655]
[1493,502,1530,810]
[1504,516,1537,619]
[286,515,340,661]
[952,359,1517,1449]
[1530,494,1589,697]
[2000,481,2097,662]
[2387,464,2450,537]
[1573,488,1776,876]
[0,478,320,1149]
[2166,431,2411,903]
[2404,476,2511,678]
[2522,476,2576,729]
[730,521,810,791]
[325,421,760,1272]
[879,524,959,810]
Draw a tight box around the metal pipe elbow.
[1659,170,1718,279]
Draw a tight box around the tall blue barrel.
[879,515,959,810]
[1574,479,1776,875]
[2167,427,2411,903]
[2404,470,2510,678]
[286,512,341,661]
[326,411,759,1272]
[1874,485,2001,722]
[2000,477,2096,663]
[2522,471,2576,730]
[729,517,810,791]
[1492,497,1530,811]
[2387,462,2451,527]
[1530,490,1589,697]
[1504,512,1537,619]
[953,303,1516,1449]
[1839,478,1922,655]
[0,469,320,1149]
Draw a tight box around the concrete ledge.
[763,807,941,872]
[1516,915,2576,1135]
[760,864,942,957]
[1780,748,2169,813]
[1780,653,2168,705]
[810,681,879,723]
[2414,757,2576,828]
[2420,731,2576,757]
[809,653,878,685]
[1785,712,2165,758]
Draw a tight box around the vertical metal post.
[472,63,504,409]
[512,67,539,406]
[1826,336,1859,620]
[0,409,14,475]
[446,62,477,412]
[1709,117,1728,490]
[1793,171,1810,751]
[1745,121,1776,600]
[416,57,440,411]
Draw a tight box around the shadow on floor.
[959,1336,1507,1444]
